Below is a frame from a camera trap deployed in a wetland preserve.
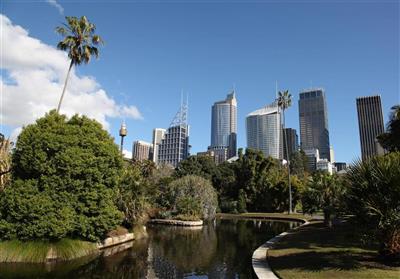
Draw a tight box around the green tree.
[0,134,12,191]
[346,152,400,260]
[0,111,123,241]
[277,90,293,213]
[378,105,400,152]
[164,175,218,220]
[290,150,309,176]
[55,16,104,113]
[175,155,218,181]
[302,171,346,227]
[117,161,155,227]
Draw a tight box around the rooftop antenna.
[275,80,279,99]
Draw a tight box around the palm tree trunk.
[282,109,292,213]
[57,60,73,113]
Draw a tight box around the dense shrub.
[346,153,400,260]
[163,175,218,220]
[0,111,123,241]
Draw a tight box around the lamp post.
[119,122,127,154]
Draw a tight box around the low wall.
[149,219,203,227]
[97,233,135,249]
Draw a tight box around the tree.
[55,16,104,113]
[117,161,155,227]
[0,134,12,191]
[277,90,293,213]
[175,155,218,181]
[0,111,123,241]
[302,171,346,227]
[290,150,309,176]
[346,152,400,260]
[163,175,218,220]
[378,105,400,152]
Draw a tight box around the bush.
[346,153,400,260]
[0,111,123,241]
[163,175,218,220]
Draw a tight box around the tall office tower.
[246,101,282,159]
[299,88,331,161]
[158,101,189,168]
[152,128,166,165]
[304,148,320,172]
[132,140,153,161]
[283,128,299,160]
[356,95,386,161]
[210,91,237,159]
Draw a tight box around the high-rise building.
[283,128,298,160]
[152,128,166,165]
[304,148,320,172]
[132,140,153,161]
[210,91,237,159]
[334,162,347,172]
[356,95,386,161]
[246,101,282,159]
[158,101,189,168]
[197,147,228,165]
[299,88,331,161]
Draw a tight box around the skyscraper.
[246,101,282,159]
[356,95,385,161]
[283,128,299,160]
[132,140,153,161]
[152,128,166,165]
[299,88,331,161]
[158,100,189,168]
[210,91,237,159]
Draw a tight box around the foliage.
[378,105,400,152]
[161,175,218,220]
[0,111,123,241]
[302,171,346,227]
[117,160,156,227]
[346,152,400,260]
[290,150,309,176]
[0,133,12,191]
[56,16,103,66]
[175,155,218,181]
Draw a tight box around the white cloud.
[45,0,64,15]
[122,149,132,159]
[0,14,143,137]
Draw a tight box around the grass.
[268,221,400,279]
[0,239,98,263]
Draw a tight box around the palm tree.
[55,16,103,113]
[378,104,400,152]
[277,90,293,213]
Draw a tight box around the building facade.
[152,128,166,165]
[246,101,282,159]
[304,148,319,172]
[132,140,153,161]
[334,162,347,172]
[210,91,237,159]
[283,128,299,160]
[356,95,385,161]
[157,101,189,168]
[299,88,331,161]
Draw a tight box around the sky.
[1,0,399,163]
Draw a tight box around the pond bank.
[148,219,203,226]
[0,233,135,263]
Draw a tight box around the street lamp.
[119,122,127,154]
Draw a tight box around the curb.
[252,218,310,279]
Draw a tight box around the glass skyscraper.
[246,101,281,159]
[356,95,385,161]
[210,91,237,159]
[298,88,331,161]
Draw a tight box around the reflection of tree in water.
[0,219,296,279]
[149,219,294,278]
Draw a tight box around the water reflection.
[0,219,298,279]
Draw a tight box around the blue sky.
[1,0,399,163]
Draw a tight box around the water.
[0,218,298,279]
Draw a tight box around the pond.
[0,218,299,279]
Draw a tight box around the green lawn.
[268,221,400,279]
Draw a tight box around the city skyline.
[1,2,398,164]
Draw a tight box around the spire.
[170,92,188,127]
